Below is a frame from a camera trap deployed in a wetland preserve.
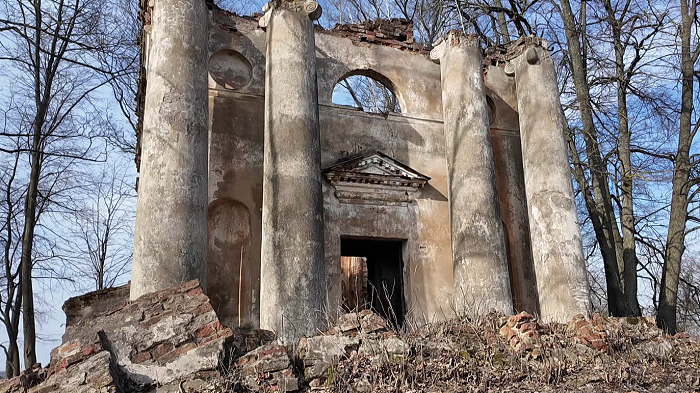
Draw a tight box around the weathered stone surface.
[35,351,118,393]
[204,10,452,329]
[358,309,389,334]
[63,280,233,386]
[131,0,210,299]
[298,335,360,382]
[0,350,118,393]
[236,343,299,392]
[433,30,513,315]
[62,283,130,328]
[259,0,327,344]
[337,312,361,333]
[512,38,591,321]
[1,281,290,393]
[487,64,541,316]
[296,312,407,387]
[134,0,594,337]
[358,337,410,363]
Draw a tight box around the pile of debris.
[327,312,699,393]
[0,280,256,392]
[326,18,427,53]
[2,282,699,393]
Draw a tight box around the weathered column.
[510,38,591,321]
[130,0,210,300]
[431,32,513,316]
[258,0,327,343]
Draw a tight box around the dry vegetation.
[209,312,700,393]
[327,314,700,393]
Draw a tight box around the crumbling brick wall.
[324,18,427,53]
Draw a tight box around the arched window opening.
[332,71,402,114]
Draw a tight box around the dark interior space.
[341,238,405,327]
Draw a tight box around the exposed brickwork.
[484,44,508,67]
[322,18,428,53]
[3,290,697,393]
[568,313,609,352]
[0,344,118,393]
[0,280,238,393]
[61,283,130,328]
[499,312,546,358]
[236,343,299,392]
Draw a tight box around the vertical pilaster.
[431,32,513,316]
[131,0,210,300]
[511,40,591,321]
[259,0,327,343]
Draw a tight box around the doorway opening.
[340,238,405,327]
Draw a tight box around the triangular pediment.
[323,152,430,206]
[323,151,430,181]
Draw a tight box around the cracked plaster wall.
[140,9,536,328]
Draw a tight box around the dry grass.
[327,313,700,393]
[207,312,700,393]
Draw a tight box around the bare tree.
[657,0,700,334]
[0,0,133,367]
[65,160,135,291]
[0,122,23,376]
[334,74,401,114]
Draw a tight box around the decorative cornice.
[259,0,322,28]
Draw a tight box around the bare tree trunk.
[2,0,134,366]
[3,286,21,377]
[658,0,698,334]
[1,150,22,377]
[492,0,511,43]
[602,0,641,316]
[19,0,51,369]
[20,130,42,369]
[559,0,630,315]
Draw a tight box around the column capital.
[429,30,479,63]
[503,36,552,75]
[259,0,322,28]
[504,36,549,60]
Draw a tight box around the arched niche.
[331,69,404,114]
[207,199,252,328]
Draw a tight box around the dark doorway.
[341,238,405,327]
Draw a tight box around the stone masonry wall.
[62,283,130,328]
[0,280,237,392]
[61,279,233,386]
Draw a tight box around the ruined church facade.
[132,0,591,343]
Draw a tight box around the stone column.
[431,32,513,316]
[131,0,210,300]
[510,38,591,321]
[258,0,327,344]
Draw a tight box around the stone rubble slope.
[1,281,699,393]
